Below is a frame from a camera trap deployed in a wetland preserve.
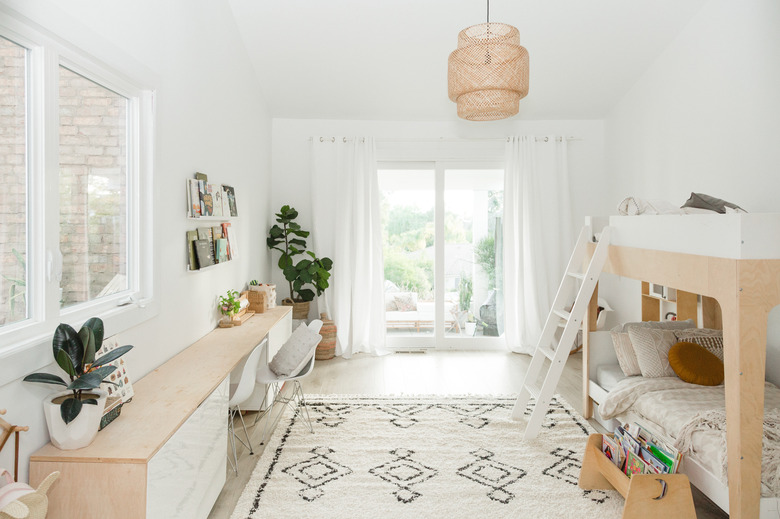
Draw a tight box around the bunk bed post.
[721,260,780,519]
[582,282,599,419]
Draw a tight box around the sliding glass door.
[379,162,504,350]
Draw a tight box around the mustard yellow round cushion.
[668,341,724,386]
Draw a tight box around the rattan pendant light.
[448,1,529,121]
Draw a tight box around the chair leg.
[236,405,254,455]
[259,382,281,445]
[295,381,314,434]
[227,408,238,476]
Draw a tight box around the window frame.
[0,12,157,382]
[378,158,506,352]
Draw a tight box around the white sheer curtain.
[503,136,573,354]
[310,137,388,358]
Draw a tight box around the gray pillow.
[681,192,746,214]
[269,324,322,377]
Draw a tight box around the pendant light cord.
[486,0,490,24]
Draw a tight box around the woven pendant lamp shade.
[448,23,529,121]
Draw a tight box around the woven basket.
[282,298,310,320]
[316,313,336,360]
[246,290,266,313]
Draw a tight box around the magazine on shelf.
[188,179,201,217]
[604,422,682,478]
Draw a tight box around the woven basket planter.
[316,313,337,360]
[282,298,310,320]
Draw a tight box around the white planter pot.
[43,390,107,450]
[465,322,477,336]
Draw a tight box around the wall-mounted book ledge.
[578,434,696,519]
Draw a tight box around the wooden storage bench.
[578,433,696,519]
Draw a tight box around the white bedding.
[617,196,717,216]
[600,376,780,496]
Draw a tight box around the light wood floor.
[207,350,726,519]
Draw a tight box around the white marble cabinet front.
[146,377,229,519]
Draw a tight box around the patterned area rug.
[230,395,622,519]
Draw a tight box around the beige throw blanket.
[675,409,780,496]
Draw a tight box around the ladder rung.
[524,381,542,400]
[567,270,585,280]
[539,343,556,360]
[553,309,571,321]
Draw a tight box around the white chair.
[227,340,264,475]
[255,320,323,445]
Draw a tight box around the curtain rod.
[309,136,582,143]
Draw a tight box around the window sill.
[0,298,158,387]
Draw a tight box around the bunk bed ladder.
[511,225,611,440]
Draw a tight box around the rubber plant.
[23,318,133,424]
[266,205,333,302]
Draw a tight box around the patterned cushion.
[269,324,323,377]
[668,341,724,386]
[621,319,695,333]
[393,292,418,312]
[628,327,678,378]
[610,326,641,377]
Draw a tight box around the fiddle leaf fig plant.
[24,317,133,424]
[267,205,333,302]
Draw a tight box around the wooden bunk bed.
[581,214,780,519]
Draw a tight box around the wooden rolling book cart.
[579,433,695,518]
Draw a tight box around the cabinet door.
[147,378,228,519]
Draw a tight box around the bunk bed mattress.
[600,376,780,496]
[605,213,780,259]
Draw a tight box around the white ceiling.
[227,0,707,121]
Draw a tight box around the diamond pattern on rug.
[282,446,353,501]
[311,404,352,428]
[543,447,611,504]
[456,448,527,504]
[375,403,432,428]
[369,448,438,503]
[443,403,507,429]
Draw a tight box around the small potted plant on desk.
[23,318,133,450]
[219,289,241,327]
[267,205,333,319]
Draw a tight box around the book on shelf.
[223,185,237,217]
[212,225,222,242]
[188,179,201,217]
[212,185,223,217]
[605,421,682,478]
[195,171,208,183]
[202,184,214,216]
[186,230,198,270]
[194,239,214,268]
[221,222,232,260]
[198,179,206,216]
[215,238,228,263]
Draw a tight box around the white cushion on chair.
[269,324,322,377]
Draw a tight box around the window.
[379,161,505,350]
[0,16,155,363]
[59,66,128,308]
[0,36,27,328]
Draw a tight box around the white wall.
[603,0,780,381]
[0,0,272,479]
[270,118,608,312]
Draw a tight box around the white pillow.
[628,327,678,378]
[610,326,641,377]
[269,324,322,377]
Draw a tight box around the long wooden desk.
[30,306,292,518]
